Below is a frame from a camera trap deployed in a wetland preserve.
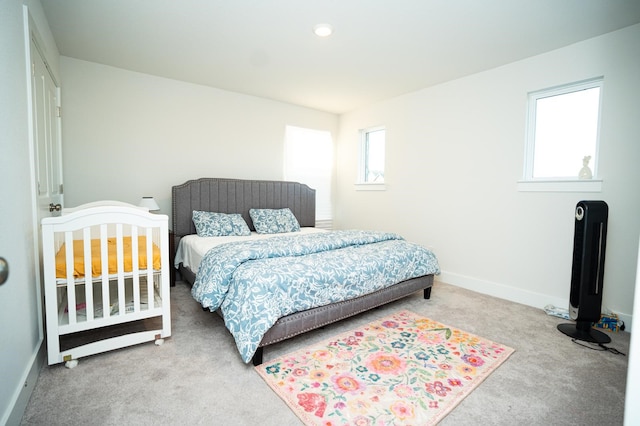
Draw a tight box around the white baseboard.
[436,271,633,333]
[2,341,45,426]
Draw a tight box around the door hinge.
[31,62,35,76]
[60,183,63,194]
[56,106,61,117]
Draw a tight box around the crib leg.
[65,359,79,369]
[423,287,432,300]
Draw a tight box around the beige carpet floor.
[21,281,630,425]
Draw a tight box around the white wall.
[59,57,339,217]
[624,237,640,424]
[336,24,640,326]
[0,0,60,423]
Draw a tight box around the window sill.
[517,179,602,192]
[355,183,386,191]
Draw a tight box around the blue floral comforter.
[191,230,440,363]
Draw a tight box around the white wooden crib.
[42,202,171,367]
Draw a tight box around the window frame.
[356,125,386,190]
[519,77,604,192]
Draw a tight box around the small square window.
[522,78,603,189]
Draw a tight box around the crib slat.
[131,226,140,313]
[100,224,110,318]
[146,227,154,309]
[83,227,94,321]
[64,231,77,324]
[116,224,125,315]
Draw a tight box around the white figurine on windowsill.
[579,155,593,179]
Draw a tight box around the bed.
[42,202,171,367]
[172,178,439,365]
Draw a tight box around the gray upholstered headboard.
[172,178,316,247]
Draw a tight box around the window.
[284,125,333,227]
[521,78,603,192]
[358,126,385,185]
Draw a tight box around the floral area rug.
[255,310,514,425]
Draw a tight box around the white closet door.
[31,38,63,217]
[28,34,65,357]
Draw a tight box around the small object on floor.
[64,360,78,369]
[155,339,164,346]
[594,312,623,332]
[544,304,570,319]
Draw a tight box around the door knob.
[0,257,8,285]
[49,203,62,212]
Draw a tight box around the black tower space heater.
[558,201,610,343]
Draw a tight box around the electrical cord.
[571,338,626,356]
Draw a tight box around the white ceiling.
[41,0,640,114]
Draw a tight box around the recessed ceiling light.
[313,23,333,37]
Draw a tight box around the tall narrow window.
[359,126,385,184]
[524,78,603,182]
[284,125,333,227]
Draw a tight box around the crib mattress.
[55,236,161,278]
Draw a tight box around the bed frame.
[42,202,171,367]
[172,177,433,365]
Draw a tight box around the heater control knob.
[575,206,584,221]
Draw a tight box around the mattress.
[174,227,326,272]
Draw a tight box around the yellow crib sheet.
[55,236,161,278]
